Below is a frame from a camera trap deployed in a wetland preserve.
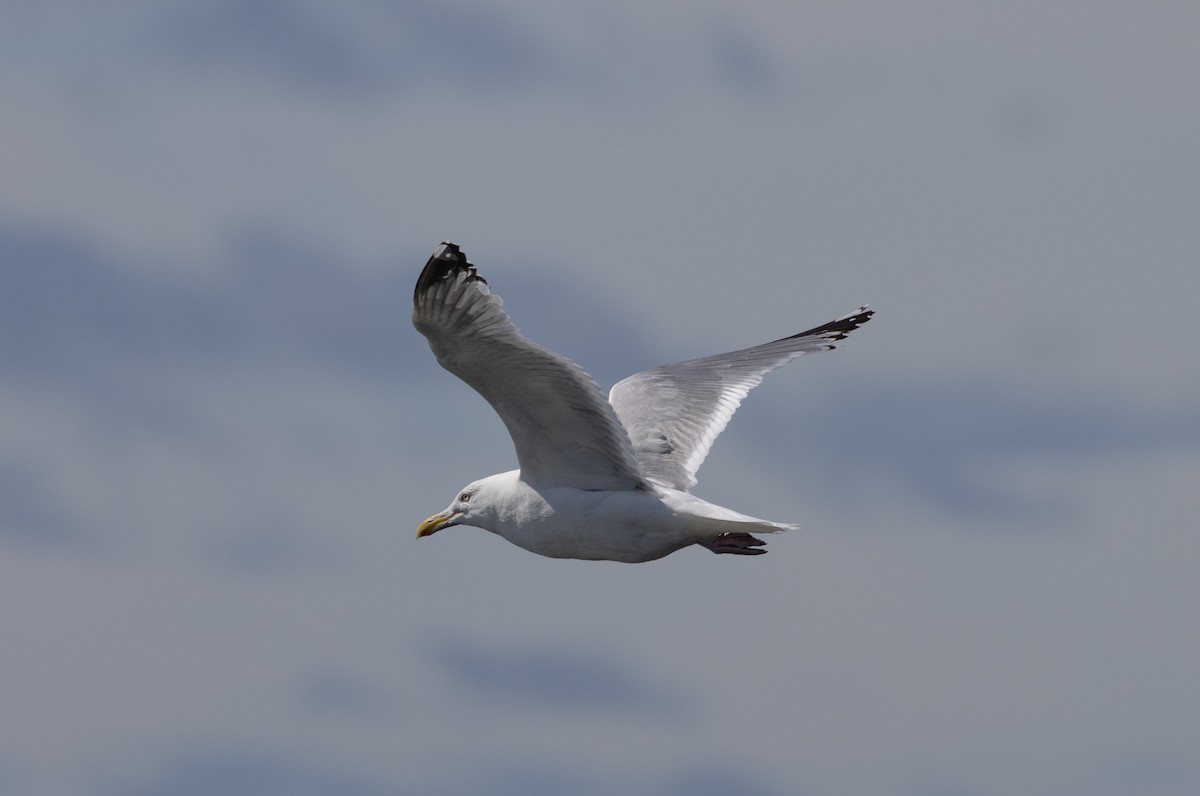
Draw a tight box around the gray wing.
[412,242,646,491]
[608,306,874,491]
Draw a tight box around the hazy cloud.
[707,23,780,92]
[0,224,647,395]
[110,751,788,796]
[427,634,692,720]
[112,752,403,796]
[298,668,395,718]
[0,460,90,547]
[750,381,1200,521]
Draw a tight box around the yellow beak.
[417,510,458,538]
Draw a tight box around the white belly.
[494,486,698,563]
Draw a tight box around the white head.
[416,472,514,539]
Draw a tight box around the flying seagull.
[413,242,872,562]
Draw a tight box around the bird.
[413,242,872,562]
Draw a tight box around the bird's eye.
[459,492,470,503]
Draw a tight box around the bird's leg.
[698,532,768,555]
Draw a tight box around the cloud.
[4,0,805,102]
[3,0,555,96]
[0,460,90,548]
[108,749,790,796]
[0,224,647,397]
[206,519,310,575]
[297,668,395,718]
[110,751,403,796]
[663,767,787,796]
[166,0,554,94]
[0,225,236,395]
[460,762,788,796]
[994,92,1057,146]
[745,379,1200,522]
[426,634,692,720]
[706,22,781,92]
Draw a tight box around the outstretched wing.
[609,306,874,491]
[412,242,646,491]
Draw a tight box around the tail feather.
[659,489,798,536]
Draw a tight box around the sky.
[2,1,1199,794]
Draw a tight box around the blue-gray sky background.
[2,2,1198,794]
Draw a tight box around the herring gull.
[413,242,873,562]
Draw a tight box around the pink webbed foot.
[698,532,768,555]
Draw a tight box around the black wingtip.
[414,241,485,303]
[781,305,875,347]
